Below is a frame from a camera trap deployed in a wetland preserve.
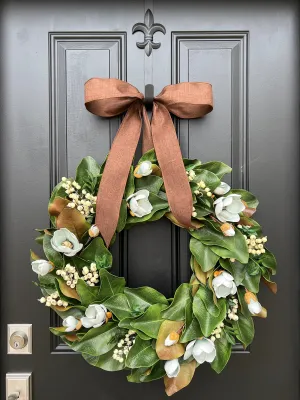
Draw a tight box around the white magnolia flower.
[214,194,245,223]
[134,161,153,177]
[51,228,83,257]
[214,182,231,195]
[245,292,262,315]
[127,190,153,218]
[164,359,180,378]
[220,223,235,237]
[81,304,107,328]
[164,331,180,347]
[62,316,78,332]
[183,338,216,364]
[31,259,53,276]
[212,271,237,298]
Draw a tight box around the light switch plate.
[7,324,32,354]
[6,372,32,400]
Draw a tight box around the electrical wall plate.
[6,372,32,400]
[7,324,32,354]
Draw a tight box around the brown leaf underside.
[164,360,197,396]
[156,320,185,360]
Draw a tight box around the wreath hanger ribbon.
[85,78,213,246]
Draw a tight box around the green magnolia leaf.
[42,233,64,268]
[196,285,220,317]
[75,156,101,189]
[193,288,226,336]
[196,161,232,179]
[247,258,261,276]
[229,189,259,208]
[103,293,132,320]
[180,300,202,343]
[127,361,166,383]
[48,182,68,226]
[211,332,232,373]
[76,279,100,307]
[242,270,261,293]
[125,337,158,369]
[183,158,202,170]
[51,305,86,319]
[83,348,125,371]
[76,237,112,269]
[190,222,249,264]
[138,149,157,164]
[194,169,221,191]
[124,287,168,312]
[162,284,191,320]
[193,197,214,218]
[219,259,246,286]
[232,312,254,348]
[135,175,164,195]
[98,269,126,302]
[117,200,128,232]
[190,238,219,272]
[71,322,119,355]
[261,249,277,275]
[126,367,149,383]
[131,303,167,338]
[124,166,135,199]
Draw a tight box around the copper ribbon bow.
[85,78,213,246]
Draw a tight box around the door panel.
[1,1,298,399]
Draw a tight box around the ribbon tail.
[141,106,154,153]
[95,103,142,246]
[152,102,193,228]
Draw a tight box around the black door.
[1,1,299,399]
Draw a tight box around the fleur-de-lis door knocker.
[132,9,166,56]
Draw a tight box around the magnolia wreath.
[30,78,277,396]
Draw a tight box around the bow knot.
[85,78,213,246]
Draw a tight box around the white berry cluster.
[242,231,267,256]
[227,298,239,321]
[186,169,196,181]
[56,264,79,289]
[112,330,136,363]
[38,291,68,308]
[81,263,99,286]
[210,321,224,342]
[194,180,213,198]
[61,177,97,218]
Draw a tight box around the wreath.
[30,79,277,396]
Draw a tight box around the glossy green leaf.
[194,169,221,191]
[103,293,132,320]
[180,300,202,343]
[260,249,277,275]
[190,238,219,272]
[190,222,249,264]
[75,156,101,189]
[125,337,158,368]
[42,232,64,268]
[183,158,202,170]
[77,237,112,269]
[124,166,135,199]
[98,269,126,302]
[220,259,246,286]
[196,161,232,179]
[196,285,220,317]
[162,284,191,321]
[76,279,100,307]
[83,348,125,371]
[131,303,167,338]
[211,332,232,373]
[135,175,164,195]
[138,148,157,164]
[232,312,254,348]
[71,322,119,355]
[242,270,261,293]
[117,200,128,232]
[124,286,168,312]
[193,288,226,336]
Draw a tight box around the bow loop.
[85,78,144,117]
[155,82,213,119]
[84,78,213,246]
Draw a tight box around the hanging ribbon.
[85,78,213,246]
